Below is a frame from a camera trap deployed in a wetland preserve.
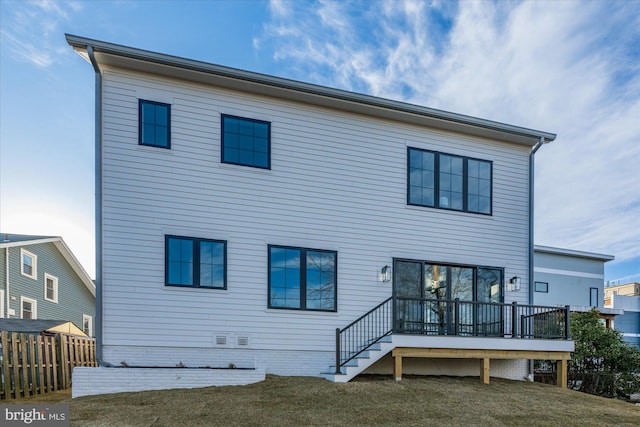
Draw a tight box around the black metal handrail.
[334,297,570,375]
[335,297,393,374]
[394,297,570,340]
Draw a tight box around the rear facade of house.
[68,35,572,382]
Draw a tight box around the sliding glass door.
[393,259,503,336]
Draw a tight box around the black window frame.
[139,99,171,149]
[268,245,337,312]
[534,281,549,293]
[221,114,271,169]
[590,287,599,307]
[407,147,493,215]
[165,235,227,289]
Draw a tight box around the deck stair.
[322,334,394,382]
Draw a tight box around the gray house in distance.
[533,245,619,324]
[0,234,95,336]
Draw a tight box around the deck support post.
[480,357,490,384]
[393,354,403,381]
[557,359,567,389]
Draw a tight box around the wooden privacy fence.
[0,331,97,399]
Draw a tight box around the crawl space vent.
[215,336,227,345]
[237,336,249,346]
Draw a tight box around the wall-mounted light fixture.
[508,276,521,292]
[381,265,391,283]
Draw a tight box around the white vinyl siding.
[98,68,531,361]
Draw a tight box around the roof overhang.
[534,245,615,262]
[66,34,556,147]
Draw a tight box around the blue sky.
[0,0,638,283]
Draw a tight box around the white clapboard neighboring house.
[67,35,574,396]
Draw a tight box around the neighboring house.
[67,35,573,390]
[533,245,620,326]
[0,234,95,336]
[604,283,640,349]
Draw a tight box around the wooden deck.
[392,347,571,388]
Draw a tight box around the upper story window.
[44,273,59,303]
[20,249,37,280]
[408,148,492,215]
[139,99,170,148]
[268,245,337,312]
[222,115,270,169]
[165,235,226,289]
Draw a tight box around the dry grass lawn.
[8,375,640,426]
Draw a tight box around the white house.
[67,34,573,396]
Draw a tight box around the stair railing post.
[335,328,341,375]
[454,298,460,336]
[564,305,571,340]
[511,301,518,338]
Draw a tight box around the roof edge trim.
[534,245,615,262]
[66,34,556,144]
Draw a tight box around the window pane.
[155,105,168,126]
[199,241,225,288]
[468,159,491,213]
[224,148,239,163]
[46,278,55,300]
[142,103,155,123]
[270,247,301,308]
[477,268,503,336]
[22,254,33,276]
[408,149,435,207]
[468,195,479,212]
[142,124,155,145]
[155,126,168,146]
[167,237,193,286]
[478,196,491,214]
[254,122,269,139]
[306,251,336,310]
[439,154,463,210]
[478,161,491,180]
[424,264,448,331]
[450,191,463,210]
[395,261,422,298]
[421,188,434,206]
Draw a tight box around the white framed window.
[82,314,93,336]
[20,249,37,280]
[44,273,59,303]
[20,296,37,319]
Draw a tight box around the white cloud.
[0,0,83,67]
[258,0,640,268]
